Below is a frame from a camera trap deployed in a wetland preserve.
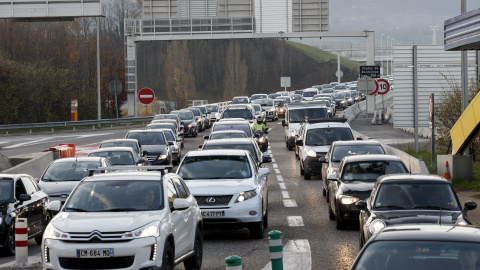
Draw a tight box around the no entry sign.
[138,88,155,105]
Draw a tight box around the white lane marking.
[282,191,290,198]
[288,216,304,226]
[277,122,282,125]
[279,183,286,189]
[273,163,278,169]
[261,240,311,270]
[271,158,276,163]
[268,150,272,154]
[274,169,281,174]
[283,199,297,207]
[277,175,284,181]
[2,133,114,149]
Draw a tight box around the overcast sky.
[301,0,480,50]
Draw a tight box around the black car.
[201,138,272,167]
[38,157,112,205]
[356,174,477,247]
[0,173,50,255]
[171,109,198,137]
[185,107,205,132]
[327,155,408,230]
[125,130,173,165]
[351,224,480,270]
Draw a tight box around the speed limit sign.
[375,79,390,95]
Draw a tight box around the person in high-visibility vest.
[252,117,266,133]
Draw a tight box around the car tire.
[300,163,304,175]
[184,227,203,270]
[288,144,294,151]
[328,203,335,221]
[4,224,15,256]
[162,242,174,270]
[304,173,311,180]
[250,219,264,239]
[322,188,326,197]
[193,131,197,137]
[359,231,365,249]
[35,211,51,245]
[263,209,268,229]
[335,209,346,230]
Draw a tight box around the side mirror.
[356,137,363,140]
[282,120,286,127]
[259,168,270,177]
[137,158,146,164]
[35,178,40,183]
[319,157,327,163]
[173,198,190,211]
[355,200,367,210]
[18,194,31,202]
[142,150,149,156]
[296,140,303,146]
[262,153,272,163]
[49,200,62,212]
[465,201,477,211]
[203,135,209,140]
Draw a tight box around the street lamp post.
[386,36,390,75]
[381,34,384,76]
[430,26,438,45]
[391,38,395,76]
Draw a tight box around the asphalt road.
[0,118,359,269]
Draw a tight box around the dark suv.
[221,105,255,122]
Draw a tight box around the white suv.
[43,168,203,270]
[177,150,270,239]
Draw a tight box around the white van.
[302,88,319,101]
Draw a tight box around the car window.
[167,178,179,208]
[173,111,194,120]
[210,133,247,140]
[89,151,135,165]
[127,132,166,145]
[65,180,164,211]
[341,161,407,181]
[223,109,253,120]
[305,127,354,146]
[331,145,385,162]
[289,108,328,123]
[100,141,139,154]
[178,155,252,179]
[15,179,27,199]
[203,144,258,162]
[21,177,37,195]
[172,177,189,199]
[0,179,13,202]
[205,105,218,113]
[42,161,101,181]
[189,109,201,116]
[213,124,252,137]
[162,130,175,141]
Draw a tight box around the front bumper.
[266,111,276,119]
[43,237,163,270]
[199,196,263,229]
[303,155,324,175]
[183,125,197,135]
[286,136,295,148]
[337,202,361,222]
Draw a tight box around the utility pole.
[461,0,469,155]
[381,34,384,76]
[386,36,390,75]
[430,26,438,45]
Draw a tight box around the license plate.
[76,249,114,258]
[201,211,225,217]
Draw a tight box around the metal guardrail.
[0,117,154,132]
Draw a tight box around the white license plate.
[201,211,225,217]
[76,249,114,258]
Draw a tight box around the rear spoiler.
[88,165,173,176]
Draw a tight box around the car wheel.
[250,219,264,239]
[304,173,311,180]
[161,242,174,270]
[184,227,203,270]
[359,230,365,249]
[300,162,304,175]
[322,188,326,197]
[192,131,197,137]
[328,202,335,221]
[263,209,268,229]
[35,211,51,245]
[4,224,15,256]
[335,209,346,230]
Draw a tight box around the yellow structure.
[450,92,480,154]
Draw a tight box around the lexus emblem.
[206,197,216,204]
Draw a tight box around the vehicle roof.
[100,139,139,144]
[127,129,166,134]
[332,140,382,147]
[147,123,175,126]
[251,94,268,96]
[342,154,401,163]
[376,173,449,184]
[49,157,105,163]
[204,138,256,146]
[286,101,330,108]
[88,147,135,153]
[210,130,247,134]
[370,224,480,243]
[83,171,169,182]
[0,173,33,179]
[305,122,351,129]
[186,149,249,157]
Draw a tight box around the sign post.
[375,78,390,112]
[108,79,122,119]
[430,93,435,171]
[138,88,155,116]
[359,66,380,119]
[357,76,377,118]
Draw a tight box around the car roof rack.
[306,117,348,124]
[88,166,173,176]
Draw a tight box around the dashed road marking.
[282,191,290,198]
[274,169,281,174]
[279,183,286,189]
[283,199,298,207]
[287,216,304,226]
[273,163,278,169]
[277,175,283,181]
[261,240,311,270]
[271,158,276,163]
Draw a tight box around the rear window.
[222,109,253,120]
[331,145,385,162]
[213,124,252,137]
[88,151,134,165]
[179,155,252,179]
[303,91,317,97]
[203,144,258,162]
[289,108,328,123]
[305,127,354,146]
[126,132,166,145]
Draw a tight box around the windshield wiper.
[375,205,407,210]
[412,205,453,210]
[65,207,89,212]
[97,208,137,212]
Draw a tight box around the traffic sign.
[360,66,381,78]
[335,70,343,78]
[138,88,155,105]
[281,77,291,87]
[108,79,122,97]
[357,77,378,95]
[375,79,390,95]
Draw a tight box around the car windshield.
[251,95,267,100]
[232,98,248,104]
[303,91,317,97]
[322,89,334,93]
[223,109,253,120]
[354,241,480,270]
[126,132,166,145]
[342,161,407,181]
[193,107,207,114]
[42,161,101,181]
[0,179,13,202]
[292,95,302,101]
[374,183,460,210]
[258,100,274,106]
[268,94,281,99]
[146,124,175,133]
[344,92,351,98]
[203,144,258,161]
[350,91,359,97]
[173,111,194,120]
[289,108,328,123]
[189,109,201,116]
[210,133,247,140]
[331,145,385,162]
[213,124,252,137]
[252,104,262,112]
[274,100,285,106]
[205,105,218,113]
[178,155,252,179]
[333,93,344,99]
[65,180,164,212]
[89,151,135,165]
[305,128,354,146]
[100,141,139,154]
[153,114,177,121]
[162,130,175,141]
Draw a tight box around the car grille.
[146,155,158,162]
[204,218,238,223]
[59,257,134,269]
[195,195,233,206]
[316,152,327,158]
[64,231,131,242]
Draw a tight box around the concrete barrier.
[3,151,54,179]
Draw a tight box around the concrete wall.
[4,152,54,179]
[437,154,473,180]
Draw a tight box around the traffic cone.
[444,161,451,183]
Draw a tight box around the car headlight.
[44,224,70,240]
[270,108,275,112]
[456,219,468,225]
[290,129,296,136]
[235,189,258,203]
[340,100,345,104]
[279,108,285,112]
[340,195,359,205]
[188,124,193,128]
[158,154,167,160]
[259,137,265,143]
[127,221,161,238]
[327,109,331,113]
[307,150,317,157]
[368,219,386,235]
[215,113,220,118]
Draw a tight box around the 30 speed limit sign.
[375,79,390,95]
